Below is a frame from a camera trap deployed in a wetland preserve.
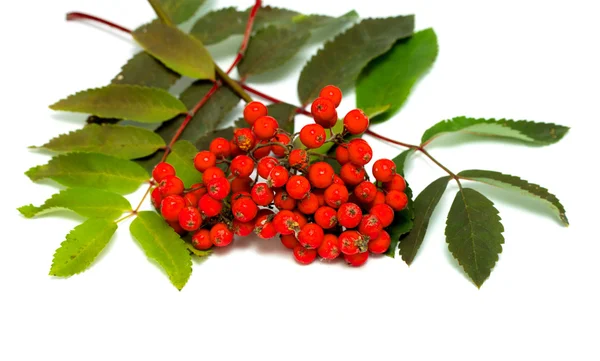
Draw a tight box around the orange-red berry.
[319,85,342,107]
[243,101,268,125]
[299,124,326,149]
[343,109,369,135]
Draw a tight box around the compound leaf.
[166,141,203,187]
[158,0,206,24]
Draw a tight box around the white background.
[1,0,599,360]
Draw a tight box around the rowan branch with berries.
[20,0,570,290]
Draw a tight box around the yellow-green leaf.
[130,211,192,290]
[133,21,215,80]
[50,85,187,123]
[166,141,203,187]
[50,219,117,277]
[158,0,206,24]
[25,153,148,194]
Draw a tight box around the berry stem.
[226,0,262,74]
[239,83,313,117]
[66,12,132,33]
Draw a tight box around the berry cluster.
[150,85,408,267]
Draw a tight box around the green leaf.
[446,188,505,288]
[458,169,568,225]
[133,20,215,80]
[357,28,438,122]
[50,85,187,123]
[185,243,212,258]
[267,103,298,133]
[33,124,165,159]
[159,0,206,24]
[291,10,358,33]
[112,52,180,89]
[195,127,234,151]
[49,219,117,277]
[18,188,130,219]
[26,153,148,194]
[421,117,570,146]
[130,211,192,290]
[392,149,415,176]
[297,15,415,106]
[190,6,302,45]
[386,181,415,258]
[397,177,449,264]
[166,141,203,187]
[237,25,310,78]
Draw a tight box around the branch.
[226,0,263,73]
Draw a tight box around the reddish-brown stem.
[364,129,420,150]
[226,0,262,74]
[240,83,312,116]
[66,12,132,34]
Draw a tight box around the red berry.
[308,161,334,189]
[370,203,395,228]
[167,220,186,235]
[257,156,278,179]
[318,234,341,260]
[385,190,408,211]
[253,116,279,140]
[311,97,337,128]
[319,85,342,107]
[252,140,271,159]
[383,174,407,193]
[297,192,319,215]
[254,211,276,239]
[280,234,300,249]
[293,210,308,228]
[233,219,254,236]
[229,139,243,157]
[274,189,296,210]
[339,230,368,255]
[293,246,317,265]
[231,176,253,194]
[335,144,350,165]
[344,251,369,267]
[271,133,290,157]
[189,183,207,199]
[210,223,234,247]
[354,181,378,203]
[209,137,231,158]
[347,138,373,166]
[267,165,289,188]
[160,195,185,222]
[151,187,162,210]
[243,101,268,125]
[183,192,199,207]
[193,151,216,172]
[312,189,325,207]
[339,163,366,186]
[202,167,226,186]
[286,175,311,200]
[230,155,255,178]
[273,210,300,235]
[251,182,274,206]
[232,197,258,222]
[314,206,338,229]
[324,183,349,208]
[369,230,391,254]
[337,202,363,229]
[358,214,383,241]
[191,229,212,250]
[207,177,230,200]
[178,206,202,232]
[332,174,345,186]
[152,162,175,182]
[372,159,397,182]
[198,194,223,217]
[158,175,184,197]
[298,223,325,249]
[343,109,369,135]
[368,190,386,209]
[233,128,256,151]
[299,124,326,149]
[289,149,309,170]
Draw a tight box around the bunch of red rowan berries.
[150,85,408,266]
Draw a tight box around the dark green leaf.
[166,141,203,187]
[357,28,438,121]
[392,149,415,176]
[112,52,179,89]
[421,117,570,146]
[195,127,234,151]
[397,177,449,264]
[386,181,415,258]
[297,15,415,106]
[18,188,131,219]
[237,26,310,78]
[25,153,148,194]
[133,21,215,80]
[291,10,358,33]
[159,0,206,24]
[50,85,187,123]
[33,124,165,159]
[458,169,568,225]
[446,188,504,288]
[267,103,298,133]
[50,219,117,277]
[130,211,192,290]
